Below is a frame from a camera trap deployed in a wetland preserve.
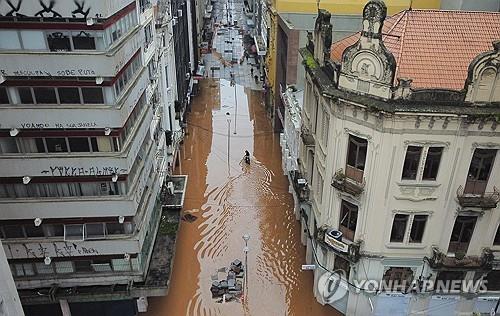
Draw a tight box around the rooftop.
[331,9,500,90]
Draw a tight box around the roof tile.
[330,9,500,90]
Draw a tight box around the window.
[64,224,84,241]
[85,223,105,239]
[422,147,443,180]
[346,135,367,183]
[18,87,34,104]
[0,87,9,104]
[333,256,350,276]
[339,200,358,241]
[14,263,35,277]
[389,214,428,244]
[315,167,324,204]
[82,87,104,104]
[465,149,497,195]
[402,146,444,181]
[55,261,74,274]
[449,216,477,253]
[382,267,414,291]
[390,214,409,242]
[43,224,64,237]
[72,31,96,50]
[0,30,21,49]
[20,30,46,50]
[409,215,427,243]
[58,87,81,104]
[35,262,54,275]
[3,225,24,238]
[402,146,422,180]
[47,32,71,51]
[485,270,500,290]
[106,223,125,235]
[25,225,44,238]
[436,271,465,284]
[33,87,57,104]
[68,138,90,152]
[495,225,500,246]
[45,138,68,152]
[74,260,93,273]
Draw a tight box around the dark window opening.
[465,149,497,195]
[72,31,96,50]
[106,223,125,235]
[35,138,46,153]
[68,138,90,152]
[449,216,477,253]
[18,87,34,104]
[422,147,443,180]
[0,87,9,104]
[47,32,71,51]
[436,271,465,283]
[58,87,81,104]
[3,225,24,238]
[346,135,367,182]
[25,225,44,238]
[494,225,500,245]
[45,138,68,153]
[409,215,428,243]
[74,260,93,273]
[339,200,358,241]
[402,146,422,180]
[82,87,104,104]
[390,214,409,242]
[33,87,57,104]
[382,267,414,291]
[485,271,500,290]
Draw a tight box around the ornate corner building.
[295,1,500,314]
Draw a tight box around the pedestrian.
[254,75,258,83]
[250,68,254,76]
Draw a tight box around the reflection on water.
[146,79,339,316]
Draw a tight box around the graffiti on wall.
[1,0,93,18]
[6,242,99,259]
[41,166,127,177]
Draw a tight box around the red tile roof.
[330,10,500,90]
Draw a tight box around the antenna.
[409,0,413,10]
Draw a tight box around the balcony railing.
[426,246,494,270]
[300,125,315,146]
[331,168,365,196]
[456,185,500,209]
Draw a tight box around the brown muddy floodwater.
[146,79,339,316]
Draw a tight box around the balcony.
[331,168,365,196]
[300,125,315,146]
[456,185,500,209]
[0,27,144,78]
[426,246,494,270]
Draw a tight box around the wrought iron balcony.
[300,125,315,146]
[456,185,500,209]
[331,169,365,196]
[426,246,494,270]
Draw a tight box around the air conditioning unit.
[178,9,183,17]
[172,17,177,26]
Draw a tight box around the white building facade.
[0,0,180,314]
[297,3,500,315]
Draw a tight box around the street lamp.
[226,112,231,172]
[242,234,250,298]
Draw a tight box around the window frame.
[401,144,445,182]
[388,213,429,245]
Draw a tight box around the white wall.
[0,240,24,316]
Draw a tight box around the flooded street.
[145,77,338,315]
[145,0,339,313]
